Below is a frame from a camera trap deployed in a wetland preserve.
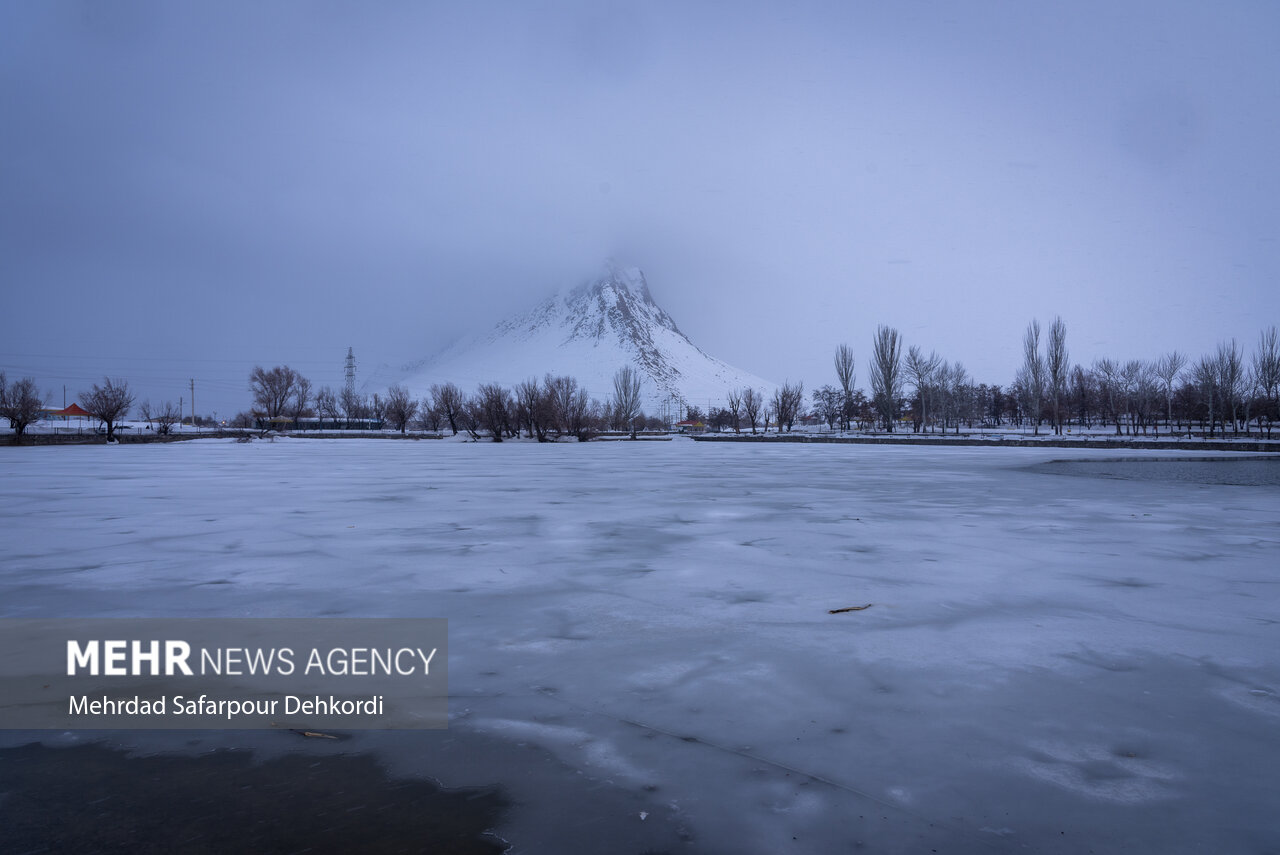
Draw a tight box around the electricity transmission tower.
[344,347,356,395]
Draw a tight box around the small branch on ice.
[828,604,873,614]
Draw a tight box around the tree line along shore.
[4,321,1277,443]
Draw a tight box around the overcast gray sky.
[2,1,1277,419]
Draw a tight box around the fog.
[2,1,1277,418]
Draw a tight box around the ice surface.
[1,439,1278,853]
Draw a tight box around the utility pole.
[180,397,184,426]
[190,378,196,429]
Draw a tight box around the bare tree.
[384,384,419,434]
[870,325,902,432]
[834,343,856,432]
[417,398,443,433]
[1020,320,1045,435]
[1070,365,1095,428]
[612,365,643,438]
[726,388,743,433]
[83,377,134,441]
[771,384,791,432]
[475,383,513,441]
[1010,367,1029,429]
[1191,354,1219,436]
[288,375,313,428]
[741,387,763,434]
[1090,358,1122,435]
[1253,327,1280,437]
[514,378,542,439]
[779,381,805,431]
[339,387,368,428]
[904,345,940,433]
[315,386,340,429]
[1128,361,1160,435]
[791,382,807,428]
[1046,316,1068,435]
[249,366,304,424]
[460,394,483,440]
[532,383,556,441]
[1116,361,1141,435]
[157,401,181,435]
[369,392,387,430]
[430,382,464,435]
[550,377,595,441]
[545,376,597,441]
[1214,340,1245,434]
[812,386,841,430]
[585,397,607,440]
[1153,351,1186,435]
[706,407,732,433]
[541,375,567,437]
[0,373,47,440]
[943,362,970,434]
[542,375,578,438]
[140,400,180,435]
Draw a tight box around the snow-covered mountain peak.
[588,264,655,305]
[403,267,776,412]
[563,266,682,342]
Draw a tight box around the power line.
[0,350,374,372]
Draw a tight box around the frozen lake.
[2,438,1278,853]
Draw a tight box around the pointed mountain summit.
[402,266,776,412]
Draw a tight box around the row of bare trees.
[809,321,1280,438]
[804,327,904,433]
[419,370,666,441]
[241,365,666,441]
[708,382,805,434]
[1,372,137,441]
[677,318,1279,439]
[12,320,1275,445]
[1010,321,1280,437]
[1010,342,1277,438]
[243,366,393,432]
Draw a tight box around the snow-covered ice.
[1,439,1278,853]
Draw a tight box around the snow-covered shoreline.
[6,423,1280,455]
